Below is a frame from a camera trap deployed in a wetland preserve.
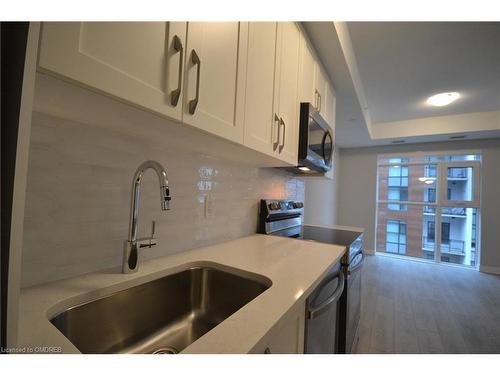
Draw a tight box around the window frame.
[376,151,482,269]
[386,220,407,255]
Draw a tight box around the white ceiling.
[348,22,500,124]
[304,22,500,148]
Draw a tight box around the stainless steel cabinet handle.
[278,117,285,153]
[318,91,322,112]
[308,271,345,319]
[273,114,280,151]
[188,49,201,114]
[170,35,184,106]
[314,89,319,110]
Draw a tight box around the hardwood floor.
[356,254,500,354]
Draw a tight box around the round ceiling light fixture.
[426,92,460,107]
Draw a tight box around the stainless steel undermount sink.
[49,265,272,353]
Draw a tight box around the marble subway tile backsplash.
[21,111,304,287]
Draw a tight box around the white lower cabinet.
[252,302,306,354]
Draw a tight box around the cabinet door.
[324,82,337,128]
[183,22,248,144]
[38,22,186,121]
[253,301,306,354]
[299,33,317,105]
[274,22,301,165]
[242,22,279,157]
[314,65,329,118]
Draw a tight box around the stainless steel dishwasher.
[304,263,345,353]
[258,199,364,354]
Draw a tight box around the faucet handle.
[137,221,157,249]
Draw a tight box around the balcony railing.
[448,168,468,178]
[422,236,465,255]
[424,167,468,179]
[423,207,466,216]
[443,207,466,216]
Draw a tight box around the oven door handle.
[308,271,345,320]
[348,252,365,275]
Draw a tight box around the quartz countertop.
[18,234,346,354]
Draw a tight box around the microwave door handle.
[308,271,345,320]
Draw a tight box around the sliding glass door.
[376,153,481,268]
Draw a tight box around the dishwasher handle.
[348,252,365,275]
[308,271,345,320]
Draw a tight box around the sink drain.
[152,347,179,354]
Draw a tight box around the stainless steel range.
[258,199,364,354]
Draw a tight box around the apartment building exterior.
[376,154,479,267]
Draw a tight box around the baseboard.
[479,265,500,275]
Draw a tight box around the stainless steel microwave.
[293,102,333,174]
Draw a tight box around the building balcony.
[424,167,468,180]
[423,206,466,217]
[422,236,465,255]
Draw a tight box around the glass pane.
[376,203,435,260]
[308,118,327,158]
[439,208,478,267]
[378,163,437,202]
[446,167,474,202]
[378,154,481,166]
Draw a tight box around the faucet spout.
[123,160,171,273]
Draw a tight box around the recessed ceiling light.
[427,92,460,107]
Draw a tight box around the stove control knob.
[293,202,304,209]
[268,202,280,210]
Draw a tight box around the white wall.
[337,138,500,272]
[21,75,305,287]
[303,148,340,226]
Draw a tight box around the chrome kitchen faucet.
[123,160,171,274]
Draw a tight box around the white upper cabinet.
[324,82,337,131]
[314,65,329,117]
[299,34,317,105]
[38,22,187,121]
[242,22,279,158]
[183,22,248,144]
[241,22,300,165]
[273,22,301,165]
[38,22,326,168]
